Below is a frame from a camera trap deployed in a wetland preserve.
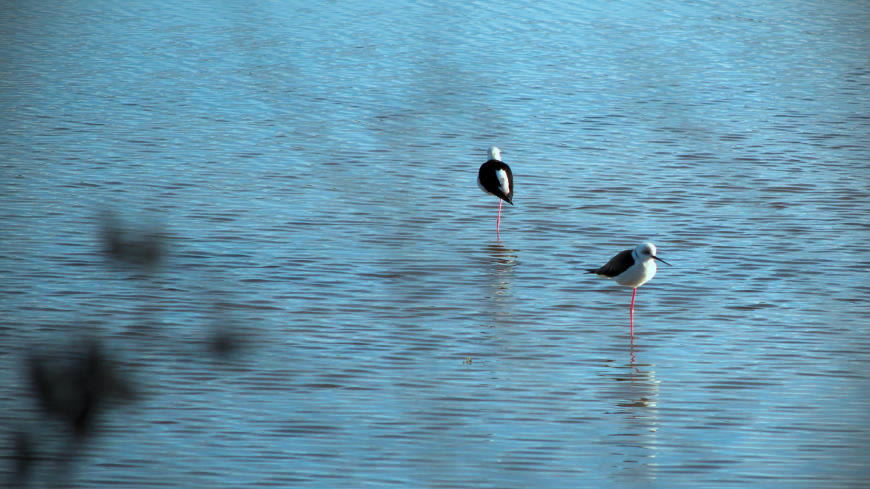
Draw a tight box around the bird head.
[636,242,670,265]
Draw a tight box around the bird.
[587,242,670,336]
[477,146,514,238]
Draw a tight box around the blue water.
[2,1,870,487]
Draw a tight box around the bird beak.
[652,255,671,266]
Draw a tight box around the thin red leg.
[496,199,502,238]
[630,288,637,336]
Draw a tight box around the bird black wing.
[587,248,635,277]
[478,160,514,204]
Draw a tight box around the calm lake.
[2,0,869,487]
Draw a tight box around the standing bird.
[477,146,514,238]
[587,242,671,336]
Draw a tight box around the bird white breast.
[615,259,657,288]
[496,169,510,194]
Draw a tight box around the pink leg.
[496,200,502,238]
[630,288,636,336]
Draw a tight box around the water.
[2,0,870,487]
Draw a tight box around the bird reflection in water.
[619,337,658,408]
[485,242,517,296]
[603,337,660,483]
[99,210,166,269]
[480,243,518,326]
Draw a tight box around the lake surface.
[2,0,869,487]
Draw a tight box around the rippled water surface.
[2,1,870,487]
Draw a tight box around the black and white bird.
[587,242,671,335]
[477,146,513,238]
